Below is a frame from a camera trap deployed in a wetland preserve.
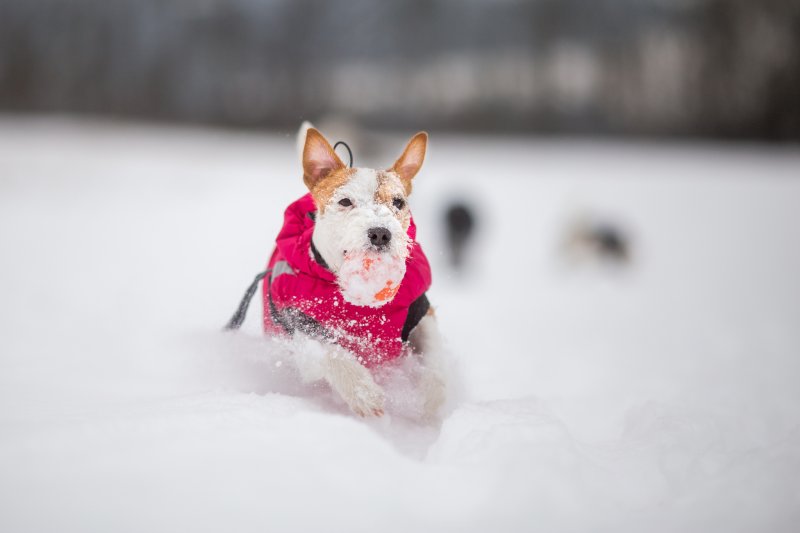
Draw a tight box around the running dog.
[255,123,445,418]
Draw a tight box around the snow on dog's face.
[302,128,427,307]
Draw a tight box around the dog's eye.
[338,198,353,207]
[392,198,405,210]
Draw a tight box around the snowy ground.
[1,116,799,532]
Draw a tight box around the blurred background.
[2,2,800,532]
[1,0,799,139]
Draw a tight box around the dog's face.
[302,128,427,273]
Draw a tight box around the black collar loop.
[333,141,354,168]
[310,237,330,270]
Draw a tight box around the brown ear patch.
[303,128,346,191]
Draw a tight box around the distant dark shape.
[563,215,631,267]
[444,201,476,271]
[590,225,629,262]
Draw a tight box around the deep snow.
[1,116,799,532]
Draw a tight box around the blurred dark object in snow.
[444,201,476,273]
[562,215,631,268]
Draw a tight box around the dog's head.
[301,126,427,274]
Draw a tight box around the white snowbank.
[1,116,799,532]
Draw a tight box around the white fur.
[312,168,410,273]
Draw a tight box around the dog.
[443,200,476,272]
[561,212,631,267]
[255,123,446,419]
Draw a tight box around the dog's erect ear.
[296,121,314,162]
[303,128,346,190]
[390,132,428,193]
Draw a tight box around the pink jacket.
[262,194,432,367]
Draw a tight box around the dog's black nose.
[368,227,392,248]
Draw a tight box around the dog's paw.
[345,377,386,418]
[325,354,385,417]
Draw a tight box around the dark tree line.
[0,0,798,140]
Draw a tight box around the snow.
[337,250,406,307]
[1,116,799,532]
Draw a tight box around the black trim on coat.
[401,293,430,342]
[309,238,330,271]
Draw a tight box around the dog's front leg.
[323,348,385,417]
[409,310,447,420]
[292,337,385,417]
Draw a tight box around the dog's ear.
[390,132,428,193]
[303,128,346,190]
